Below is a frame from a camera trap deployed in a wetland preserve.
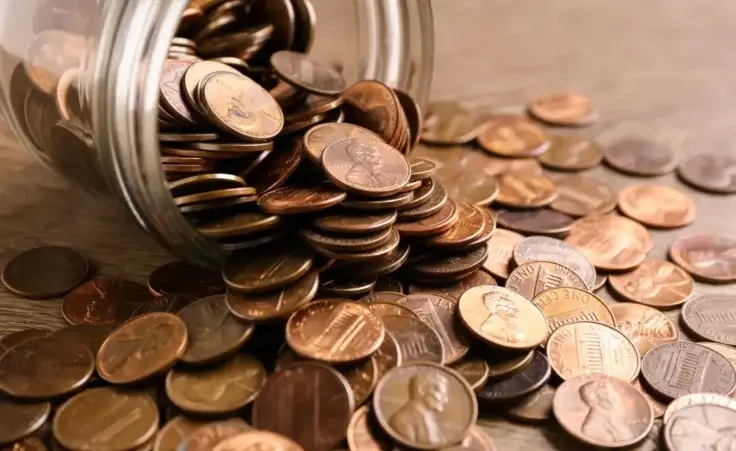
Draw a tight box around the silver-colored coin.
[512,236,596,289]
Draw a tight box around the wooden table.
[2,0,736,449]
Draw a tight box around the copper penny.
[701,342,736,374]
[565,215,648,271]
[382,314,445,364]
[333,244,410,280]
[319,277,377,297]
[373,276,404,293]
[528,93,596,126]
[252,362,353,451]
[165,354,266,415]
[176,418,252,451]
[48,324,112,358]
[681,294,736,345]
[409,158,438,181]
[458,285,547,350]
[550,175,617,217]
[608,259,694,308]
[618,184,695,228]
[398,182,448,221]
[547,322,640,382]
[303,122,382,163]
[477,351,551,404]
[24,30,84,95]
[340,80,401,142]
[168,173,247,196]
[532,287,616,334]
[539,135,603,171]
[0,329,51,356]
[182,60,240,113]
[62,277,159,327]
[421,101,481,145]
[495,209,574,236]
[247,141,304,194]
[632,378,667,419]
[153,416,207,451]
[214,430,304,451]
[641,342,736,400]
[286,299,384,363]
[359,291,404,304]
[485,350,535,379]
[609,303,678,356]
[665,404,736,451]
[0,399,50,445]
[394,199,458,237]
[494,173,557,208]
[506,384,555,423]
[506,261,588,300]
[603,137,677,176]
[677,153,736,193]
[159,132,219,142]
[451,358,490,392]
[442,168,500,207]
[365,302,419,320]
[670,234,736,283]
[454,425,497,451]
[174,187,257,207]
[482,228,524,280]
[196,210,281,238]
[1,436,47,451]
[372,363,477,450]
[478,117,549,157]
[373,332,402,380]
[97,312,188,384]
[222,241,313,293]
[592,275,607,292]
[53,387,159,451]
[160,59,196,125]
[312,210,397,235]
[225,270,318,321]
[270,51,345,96]
[423,203,485,248]
[512,236,597,289]
[663,392,736,423]
[148,260,225,299]
[409,247,489,281]
[2,246,89,299]
[346,405,397,451]
[322,137,411,198]
[408,269,498,301]
[301,227,394,253]
[553,374,653,449]
[398,177,436,209]
[187,140,274,153]
[258,184,347,215]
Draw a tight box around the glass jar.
[0,0,434,266]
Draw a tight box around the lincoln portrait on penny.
[480,294,526,344]
[344,140,396,189]
[579,380,635,443]
[390,372,450,446]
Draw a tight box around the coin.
[495,209,574,237]
[312,210,397,235]
[319,277,377,297]
[373,332,402,381]
[1,436,48,451]
[681,294,736,345]
[373,276,404,293]
[270,50,345,95]
[153,416,207,451]
[214,430,304,451]
[410,158,437,181]
[0,329,51,355]
[53,387,159,451]
[506,261,588,300]
[341,80,403,146]
[494,173,557,208]
[664,403,736,451]
[408,269,498,301]
[512,236,597,290]
[62,277,158,326]
[528,93,596,126]
[257,185,347,215]
[364,302,418,320]
[477,117,549,157]
[393,184,446,219]
[160,59,196,125]
[458,285,547,350]
[48,324,112,358]
[421,101,481,145]
[166,354,266,415]
[632,379,667,419]
[0,399,50,445]
[603,137,677,176]
[669,234,736,283]
[301,227,394,253]
[286,299,384,363]
[532,287,615,334]
[226,270,318,321]
[346,405,396,451]
[478,352,551,404]
[451,358,490,392]
[359,291,404,304]
[549,175,617,217]
[382,314,445,364]
[252,361,353,451]
[372,363,477,450]
[196,210,281,238]
[422,203,485,248]
[222,242,313,293]
[409,246,488,281]
[394,199,458,237]
[303,122,382,163]
[547,322,640,382]
[176,418,252,451]
[608,259,694,308]
[333,244,410,280]
[701,342,736,372]
[663,392,736,423]
[565,215,648,271]
[482,228,524,280]
[454,425,497,451]
[247,140,304,194]
[609,303,678,356]
[148,260,225,298]
[539,135,603,171]
[618,184,695,228]
[506,384,555,423]
[2,246,88,300]
[553,374,653,448]
[641,342,736,400]
[485,349,535,379]
[97,312,188,384]
[677,153,736,193]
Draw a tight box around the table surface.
[2,0,736,449]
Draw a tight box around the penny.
[669,234,736,283]
[148,260,225,299]
[506,261,588,300]
[365,302,419,320]
[641,342,736,400]
[346,405,397,451]
[48,324,112,358]
[373,276,404,293]
[477,352,551,404]
[618,184,695,228]
[373,363,477,450]
[506,384,556,423]
[174,187,257,207]
[341,80,403,145]
[342,191,415,211]
[62,277,160,326]
[458,285,547,350]
[496,174,556,210]
[701,342,736,372]
[677,153,736,193]
[53,387,159,451]
[25,30,84,95]
[485,349,535,380]
[333,244,410,280]
[495,208,574,237]
[663,392,736,423]
[532,287,615,334]
[97,312,188,384]
[159,132,220,142]
[226,270,318,321]
[0,329,51,356]
[246,141,305,194]
[214,430,304,451]
[603,137,677,176]
[553,374,653,449]
[153,416,207,451]
[373,332,402,381]
[681,294,736,345]
[512,236,597,289]
[252,362,353,451]
[482,228,524,280]
[565,215,648,271]
[547,322,640,382]
[400,178,437,210]
[477,117,549,157]
[592,275,607,292]
[664,403,736,451]
[1,436,47,451]
[423,203,485,248]
[359,291,404,304]
[160,59,196,125]
[399,182,448,221]
[319,278,377,297]
[188,140,274,153]
[451,358,490,392]
[322,137,411,198]
[421,101,481,145]
[196,210,281,238]
[549,175,617,217]
[176,418,252,451]
[528,93,596,126]
[632,379,667,419]
[312,210,397,235]
[286,299,384,363]
[454,425,497,451]
[271,50,345,96]
[408,269,498,301]
[608,260,694,308]
[182,60,240,110]
[609,303,678,356]
[409,247,489,281]
[394,199,458,237]
[539,135,603,171]
[222,242,313,293]
[165,354,266,415]
[301,227,394,253]
[303,123,379,163]
[0,399,50,445]
[2,246,89,299]
[257,185,347,215]
[382,314,445,364]
[409,158,437,181]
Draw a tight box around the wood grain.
[1,0,736,449]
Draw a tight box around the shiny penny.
[225,270,318,321]
[153,416,207,451]
[451,358,490,392]
[494,173,558,208]
[222,242,313,293]
[359,291,404,304]
[664,403,736,451]
[681,293,736,345]
[513,236,597,290]
[677,153,736,193]
[495,208,574,236]
[609,303,678,356]
[258,184,347,215]
[422,203,485,248]
[485,349,535,379]
[663,392,736,423]
[397,181,447,221]
[173,418,251,451]
[506,384,556,423]
[341,80,403,146]
[458,285,547,350]
[372,363,477,450]
[528,93,597,126]
[669,234,736,283]
[148,260,225,299]
[312,210,397,235]
[410,158,438,181]
[407,269,498,301]
[550,175,617,217]
[608,259,694,308]
[547,321,640,382]
[539,135,603,171]
[382,314,445,364]
[346,405,396,451]
[532,287,615,334]
[421,101,481,145]
[482,228,524,280]
[303,122,382,164]
[214,430,305,451]
[247,140,304,194]
[618,184,695,228]
[270,50,345,96]
[196,210,281,238]
[506,261,588,301]
[2,246,89,299]
[394,198,458,237]
[603,137,677,176]
[565,215,648,271]
[477,117,549,157]
[409,246,488,281]
[62,277,158,327]
[0,398,50,445]
[477,351,551,404]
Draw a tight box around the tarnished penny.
[148,261,225,299]
[286,299,384,363]
[478,117,549,157]
[603,137,677,176]
[0,399,50,445]
[2,246,89,299]
[153,416,207,451]
[677,153,736,193]
[372,363,477,450]
[458,285,547,350]
[62,277,159,327]
[528,93,597,126]
[421,101,481,145]
[270,51,345,96]
[549,175,617,217]
[506,384,556,422]
[513,236,597,290]
[486,350,535,379]
[214,430,305,451]
[565,215,648,271]
[532,287,615,334]
[664,403,736,451]
[506,261,588,300]
[681,294,736,345]
[225,270,318,321]
[641,342,736,400]
[382,314,445,364]
[53,387,158,451]
[547,322,640,382]
[222,242,313,293]
[409,246,489,281]
[669,234,736,283]
[451,358,490,392]
[482,228,524,280]
[408,269,498,301]
[494,173,557,208]
[97,313,188,384]
[553,375,653,449]
[165,354,266,415]
[495,209,574,236]
[663,392,736,423]
[373,276,404,294]
[539,135,603,171]
[48,323,112,359]
[170,418,252,451]
[478,352,551,404]
[252,362,353,451]
[609,303,678,356]
[608,259,694,308]
[258,185,347,215]
[313,210,397,235]
[423,203,485,248]
[303,122,382,163]
[618,184,695,228]
[0,329,51,356]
